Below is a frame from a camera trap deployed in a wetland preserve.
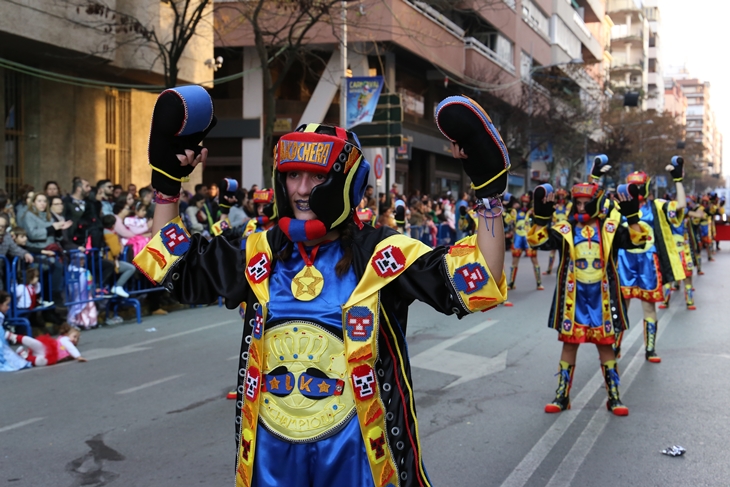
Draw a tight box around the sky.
[660,0,729,178]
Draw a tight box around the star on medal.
[291,242,325,301]
[292,265,324,301]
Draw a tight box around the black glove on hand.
[590,154,610,181]
[149,86,217,196]
[436,96,511,197]
[618,184,641,224]
[532,184,555,227]
[668,155,684,181]
[217,178,239,215]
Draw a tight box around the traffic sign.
[374,154,384,179]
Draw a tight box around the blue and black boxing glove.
[590,154,611,182]
[149,85,217,196]
[435,96,511,197]
[617,184,641,225]
[667,155,684,182]
[532,184,554,227]
[217,178,239,215]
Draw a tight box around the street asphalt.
[1,249,729,486]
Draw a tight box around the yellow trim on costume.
[132,216,189,285]
[442,234,507,312]
[212,216,230,237]
[527,223,550,247]
[243,219,257,238]
[653,200,687,282]
[380,304,432,486]
[235,231,273,487]
[150,165,191,183]
[344,234,431,308]
[303,123,319,133]
[471,168,507,191]
[331,157,360,228]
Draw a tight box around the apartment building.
[212,0,607,196]
[642,0,663,111]
[0,0,213,196]
[670,76,719,175]
[606,0,648,106]
[663,78,687,125]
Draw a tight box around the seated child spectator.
[102,214,137,300]
[0,290,32,371]
[122,202,151,256]
[5,323,86,366]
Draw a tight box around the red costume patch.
[247,252,270,283]
[351,364,376,400]
[371,245,406,277]
[245,367,261,402]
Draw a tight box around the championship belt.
[259,321,355,442]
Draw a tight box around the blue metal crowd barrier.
[1,255,32,336]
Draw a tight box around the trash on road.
[661,445,686,457]
[145,328,157,332]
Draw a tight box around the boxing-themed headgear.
[273,123,370,242]
[520,193,531,205]
[626,171,651,200]
[571,183,603,223]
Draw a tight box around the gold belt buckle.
[259,321,356,442]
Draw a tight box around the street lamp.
[526,58,583,192]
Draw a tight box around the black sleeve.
[392,246,470,318]
[612,224,645,251]
[162,233,250,308]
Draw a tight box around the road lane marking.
[411,320,506,387]
[499,321,645,487]
[0,417,44,433]
[83,319,238,361]
[544,306,678,487]
[116,374,184,394]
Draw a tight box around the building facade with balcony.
[606,0,648,106]
[642,0,663,111]
[671,76,718,175]
[0,0,213,196]
[212,0,608,197]
[663,78,687,126]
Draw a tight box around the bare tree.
[57,0,213,88]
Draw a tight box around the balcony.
[607,0,642,14]
[464,36,515,74]
[402,0,465,39]
[610,24,644,43]
[553,0,602,62]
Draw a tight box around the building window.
[4,71,24,199]
[105,90,132,187]
[648,59,656,73]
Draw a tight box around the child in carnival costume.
[528,156,648,416]
[686,195,705,275]
[505,192,544,290]
[211,178,241,237]
[133,87,508,487]
[616,158,688,363]
[543,188,571,276]
[242,189,276,242]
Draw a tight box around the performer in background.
[134,88,508,487]
[529,156,647,416]
[504,193,543,291]
[543,188,571,276]
[616,157,687,363]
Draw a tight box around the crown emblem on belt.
[269,326,329,363]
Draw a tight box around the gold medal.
[291,242,325,301]
[291,265,325,301]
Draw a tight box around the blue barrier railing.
[1,247,168,333]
